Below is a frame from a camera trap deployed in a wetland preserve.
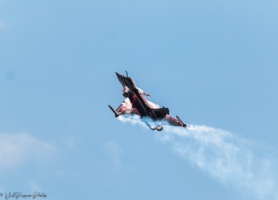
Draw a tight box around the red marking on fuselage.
[132,108,141,117]
[130,93,138,105]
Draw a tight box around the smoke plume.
[118,115,278,200]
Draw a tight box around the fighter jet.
[108,71,187,131]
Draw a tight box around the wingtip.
[177,115,187,128]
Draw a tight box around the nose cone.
[115,72,125,87]
[115,72,122,78]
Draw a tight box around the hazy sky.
[1,0,278,199]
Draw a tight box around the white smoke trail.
[118,115,147,127]
[118,116,278,200]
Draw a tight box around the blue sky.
[1,0,278,199]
